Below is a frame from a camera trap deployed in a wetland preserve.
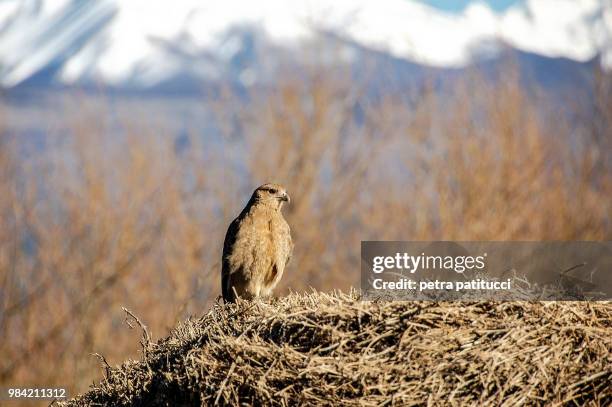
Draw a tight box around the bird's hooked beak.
[279,192,290,203]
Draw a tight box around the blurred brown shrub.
[0,63,610,394]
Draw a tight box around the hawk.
[222,183,293,302]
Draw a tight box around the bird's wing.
[221,217,241,301]
[283,221,293,267]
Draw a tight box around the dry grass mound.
[63,291,611,406]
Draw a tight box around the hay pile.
[64,291,611,406]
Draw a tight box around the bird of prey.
[222,183,293,302]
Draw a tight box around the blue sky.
[417,0,522,12]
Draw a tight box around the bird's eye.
[269,188,277,194]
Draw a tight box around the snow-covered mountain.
[0,0,610,89]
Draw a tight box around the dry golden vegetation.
[62,291,612,406]
[0,63,610,397]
